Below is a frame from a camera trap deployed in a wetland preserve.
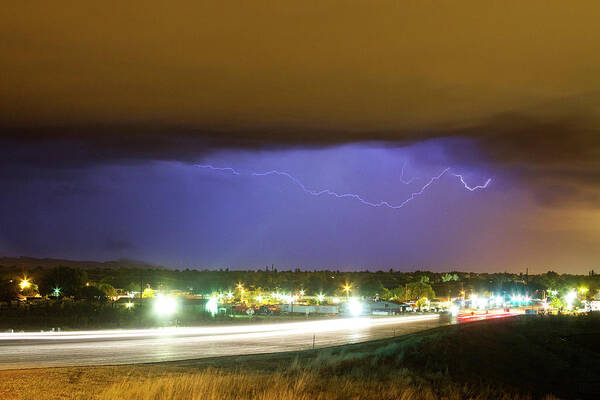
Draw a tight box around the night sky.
[2,2,600,272]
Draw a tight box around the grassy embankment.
[1,314,599,400]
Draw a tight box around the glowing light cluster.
[205,297,219,316]
[565,290,577,310]
[19,278,31,290]
[154,295,177,316]
[348,298,363,316]
[196,164,491,210]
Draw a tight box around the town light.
[565,290,577,310]
[542,300,549,310]
[476,297,487,309]
[343,283,352,298]
[53,287,61,297]
[348,298,363,316]
[19,278,31,290]
[205,297,218,316]
[449,305,459,316]
[154,295,177,316]
[511,294,523,304]
[237,283,245,302]
[469,294,478,306]
[125,302,134,309]
[317,293,325,303]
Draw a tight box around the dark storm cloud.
[2,1,600,205]
[4,99,600,207]
[438,100,600,207]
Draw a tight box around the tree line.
[1,264,598,302]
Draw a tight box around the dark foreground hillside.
[402,314,600,399]
[1,314,599,400]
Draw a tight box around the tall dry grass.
[98,368,558,400]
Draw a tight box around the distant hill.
[0,256,162,270]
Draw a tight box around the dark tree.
[0,278,19,302]
[359,279,385,297]
[77,286,107,302]
[38,266,88,297]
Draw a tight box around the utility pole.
[140,270,143,308]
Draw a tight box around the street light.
[154,295,177,316]
[205,296,218,316]
[237,282,245,302]
[19,278,31,290]
[565,290,577,310]
[52,287,61,297]
[343,283,352,299]
[348,298,363,316]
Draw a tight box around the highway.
[0,314,443,370]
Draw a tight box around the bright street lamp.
[348,298,363,316]
[565,290,577,310]
[343,283,351,299]
[154,295,177,316]
[237,283,245,302]
[19,278,31,290]
[205,296,218,316]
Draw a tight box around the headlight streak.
[196,164,491,210]
[0,315,439,342]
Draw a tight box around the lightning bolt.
[195,165,241,175]
[196,164,491,210]
[400,161,418,185]
[452,173,492,191]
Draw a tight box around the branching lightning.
[195,164,491,210]
[452,173,492,191]
[400,161,418,185]
[196,165,241,175]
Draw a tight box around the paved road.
[0,315,443,369]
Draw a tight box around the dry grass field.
[0,365,554,400]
